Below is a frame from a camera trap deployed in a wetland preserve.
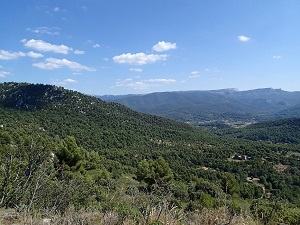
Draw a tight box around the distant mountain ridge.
[215,88,300,114]
[99,88,300,123]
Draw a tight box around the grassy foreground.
[0,206,256,225]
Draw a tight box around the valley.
[1,83,300,224]
[100,88,300,124]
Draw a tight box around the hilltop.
[0,82,205,151]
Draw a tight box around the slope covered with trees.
[276,104,300,118]
[100,91,258,122]
[101,88,300,124]
[214,117,300,144]
[1,82,300,224]
[212,88,300,114]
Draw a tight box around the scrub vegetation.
[1,82,300,224]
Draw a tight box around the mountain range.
[100,88,300,123]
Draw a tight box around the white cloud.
[128,82,152,89]
[129,68,143,72]
[64,78,77,83]
[273,55,281,59]
[238,35,251,42]
[115,77,176,90]
[53,7,60,12]
[52,78,78,86]
[85,40,100,48]
[0,71,13,78]
[27,51,44,58]
[74,50,85,55]
[113,52,167,65]
[152,41,177,52]
[204,68,220,73]
[189,71,201,78]
[33,58,95,72]
[93,44,100,48]
[145,78,176,84]
[24,39,72,54]
[115,80,152,90]
[26,27,60,35]
[0,50,26,60]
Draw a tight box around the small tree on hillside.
[136,156,173,189]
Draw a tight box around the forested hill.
[215,117,300,144]
[100,91,257,122]
[0,82,208,151]
[100,88,300,123]
[211,88,300,112]
[1,82,300,224]
[276,104,300,118]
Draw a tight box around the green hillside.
[276,104,300,118]
[1,82,300,224]
[101,88,300,124]
[0,83,212,151]
[215,117,300,144]
[101,91,258,122]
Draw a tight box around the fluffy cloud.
[152,41,177,52]
[237,35,251,42]
[113,53,167,65]
[0,50,26,60]
[52,78,78,86]
[24,39,72,54]
[93,44,100,48]
[74,50,85,55]
[0,49,45,60]
[273,55,281,59]
[189,71,201,78]
[64,78,77,83]
[0,70,13,78]
[27,51,44,58]
[33,58,95,72]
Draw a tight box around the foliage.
[101,88,300,123]
[0,82,300,222]
[215,117,300,144]
[136,157,173,188]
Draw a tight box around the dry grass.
[187,207,256,225]
[0,206,258,225]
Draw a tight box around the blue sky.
[1,0,300,95]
